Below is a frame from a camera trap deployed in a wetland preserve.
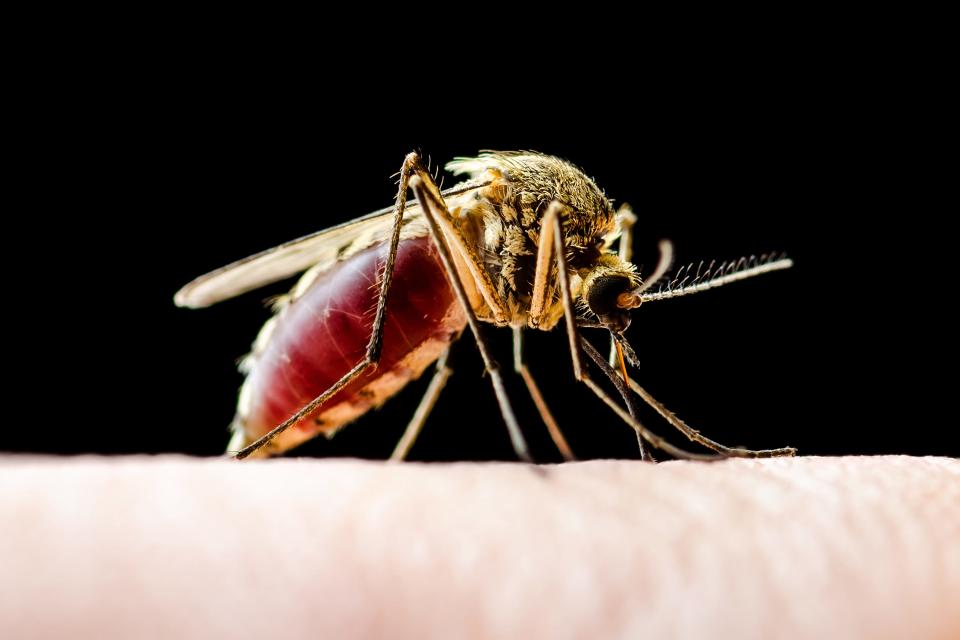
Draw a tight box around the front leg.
[543,205,794,459]
[538,201,651,460]
[512,326,575,461]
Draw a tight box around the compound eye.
[587,275,634,332]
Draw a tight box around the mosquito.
[175,151,796,462]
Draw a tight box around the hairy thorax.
[445,152,619,330]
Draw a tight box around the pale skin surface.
[1,456,958,639]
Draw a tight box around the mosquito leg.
[596,209,792,459]
[522,202,575,460]
[609,205,639,368]
[540,202,585,382]
[412,171,508,324]
[549,204,791,459]
[606,208,649,458]
[538,202,588,386]
[545,201,704,461]
[542,201,651,459]
[579,315,795,456]
[411,177,533,463]
[387,349,454,462]
[527,205,559,329]
[512,327,575,461]
[235,152,434,460]
[608,208,672,459]
[624,378,797,458]
[578,339,719,460]
[608,207,647,457]
[614,204,639,263]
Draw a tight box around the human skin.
[1,455,958,639]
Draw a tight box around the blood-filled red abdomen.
[235,236,465,454]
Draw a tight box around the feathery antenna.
[640,253,793,303]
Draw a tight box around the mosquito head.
[584,273,640,333]
[583,237,672,331]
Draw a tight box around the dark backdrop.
[10,50,954,460]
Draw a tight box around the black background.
[9,38,955,461]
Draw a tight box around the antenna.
[640,254,793,303]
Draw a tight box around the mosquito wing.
[174,204,408,308]
[174,181,486,308]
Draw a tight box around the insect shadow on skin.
[175,151,797,462]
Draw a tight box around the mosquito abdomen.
[235,236,466,455]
